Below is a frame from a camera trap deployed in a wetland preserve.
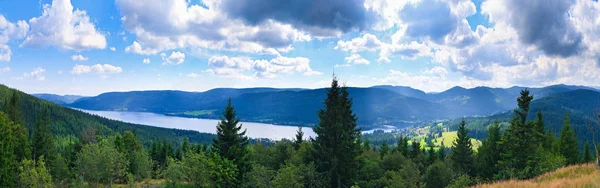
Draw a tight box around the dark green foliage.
[451,119,474,176]
[476,121,502,180]
[427,143,436,165]
[583,142,593,163]
[423,161,454,188]
[379,141,390,158]
[311,77,362,187]
[438,142,447,161]
[211,99,249,185]
[497,90,540,179]
[534,110,546,145]
[293,127,304,150]
[32,108,56,162]
[558,114,579,165]
[0,112,28,187]
[396,136,409,157]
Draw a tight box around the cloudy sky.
[1,0,599,95]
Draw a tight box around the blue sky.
[0,0,599,95]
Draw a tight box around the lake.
[77,109,317,140]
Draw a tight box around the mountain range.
[34,84,600,129]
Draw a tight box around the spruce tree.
[293,127,304,150]
[450,119,474,176]
[583,142,592,163]
[32,107,55,162]
[3,90,23,125]
[534,110,546,145]
[438,142,447,161]
[427,142,437,165]
[497,90,538,179]
[312,77,361,188]
[476,121,502,180]
[558,114,579,165]
[211,99,249,184]
[379,141,390,158]
[544,128,556,152]
[396,136,409,157]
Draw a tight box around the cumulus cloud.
[335,33,383,52]
[71,64,122,74]
[337,54,370,67]
[0,67,10,73]
[109,47,116,51]
[0,15,29,61]
[187,73,200,78]
[206,55,322,79]
[142,58,150,64]
[379,42,432,62]
[117,0,310,55]
[71,54,88,61]
[219,0,375,37]
[161,51,185,65]
[482,0,583,57]
[22,0,106,51]
[24,67,46,80]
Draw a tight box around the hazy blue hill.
[371,85,427,99]
[69,88,303,112]
[33,93,86,105]
[2,85,215,145]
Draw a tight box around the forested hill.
[1,84,215,145]
[441,89,600,147]
[52,84,599,128]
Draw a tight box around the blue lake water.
[77,109,399,140]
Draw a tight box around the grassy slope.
[474,163,600,188]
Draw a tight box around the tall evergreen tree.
[534,110,546,145]
[583,142,593,163]
[544,128,557,152]
[558,114,579,165]
[497,90,538,179]
[438,142,447,161]
[427,142,437,165]
[379,141,390,158]
[312,77,361,188]
[3,90,23,125]
[32,107,55,162]
[476,121,502,180]
[451,119,475,176]
[211,98,249,184]
[293,127,304,150]
[396,136,409,157]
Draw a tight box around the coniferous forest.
[0,78,599,188]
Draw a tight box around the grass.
[474,163,600,188]
[432,131,482,151]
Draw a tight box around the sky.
[1,0,600,96]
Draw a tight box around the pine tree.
[379,141,390,158]
[293,127,304,150]
[32,107,55,162]
[363,138,371,151]
[583,142,593,163]
[544,128,556,152]
[451,119,475,176]
[497,90,538,179]
[211,98,249,184]
[396,136,409,157]
[476,121,502,180]
[181,137,190,154]
[438,142,447,161]
[558,114,579,165]
[427,142,437,165]
[534,110,546,145]
[3,90,23,125]
[312,77,361,188]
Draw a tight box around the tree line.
[0,78,598,187]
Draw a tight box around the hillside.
[1,85,215,146]
[474,164,600,188]
[32,94,86,105]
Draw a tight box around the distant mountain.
[33,93,86,105]
[371,85,427,99]
[2,85,215,145]
[56,84,599,128]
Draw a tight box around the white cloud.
[116,0,310,55]
[22,0,106,51]
[187,73,200,78]
[379,41,432,62]
[71,54,88,61]
[161,51,185,65]
[24,67,46,80]
[0,67,10,73]
[0,15,29,61]
[337,54,370,67]
[109,47,116,51]
[335,33,383,52]
[206,55,322,79]
[142,58,150,64]
[71,64,123,74]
